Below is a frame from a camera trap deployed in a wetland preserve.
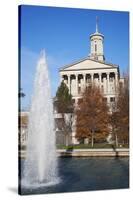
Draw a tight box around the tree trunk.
[65,134,69,146]
[91,131,94,147]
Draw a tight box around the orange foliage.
[75,85,109,143]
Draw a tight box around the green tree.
[55,81,74,146]
[55,81,73,113]
[75,85,109,147]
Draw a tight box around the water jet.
[21,51,59,188]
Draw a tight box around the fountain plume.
[22,50,59,187]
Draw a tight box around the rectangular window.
[110,97,115,102]
[110,77,114,82]
[78,87,81,94]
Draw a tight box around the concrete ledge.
[19,148,129,158]
[57,148,129,157]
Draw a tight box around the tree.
[109,110,119,147]
[19,88,25,98]
[55,81,74,146]
[75,85,109,147]
[110,75,129,146]
[55,81,73,113]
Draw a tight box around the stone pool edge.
[19,148,129,158]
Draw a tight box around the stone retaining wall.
[19,148,129,159]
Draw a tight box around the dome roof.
[90,31,104,39]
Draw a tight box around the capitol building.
[59,21,124,108]
[56,20,124,145]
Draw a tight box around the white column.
[99,73,102,89]
[83,74,86,89]
[91,73,94,84]
[75,98,78,107]
[75,74,78,95]
[107,73,110,94]
[68,74,71,93]
[115,72,118,93]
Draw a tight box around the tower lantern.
[89,17,105,61]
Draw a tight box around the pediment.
[60,58,117,72]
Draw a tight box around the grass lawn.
[56,143,129,150]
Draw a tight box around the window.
[95,44,97,52]
[78,87,81,94]
[110,77,114,82]
[110,97,115,102]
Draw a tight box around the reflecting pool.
[20,157,129,195]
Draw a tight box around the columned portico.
[61,70,119,101]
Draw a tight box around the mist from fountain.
[22,51,59,188]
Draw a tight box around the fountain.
[22,51,59,188]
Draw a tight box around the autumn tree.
[75,85,110,147]
[55,81,74,146]
[110,75,129,146]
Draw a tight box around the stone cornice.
[59,57,119,72]
[60,67,118,73]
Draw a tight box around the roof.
[59,57,119,72]
[90,32,104,39]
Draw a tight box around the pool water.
[19,157,129,195]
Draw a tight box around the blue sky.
[19,5,129,110]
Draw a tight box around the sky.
[19,5,129,110]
